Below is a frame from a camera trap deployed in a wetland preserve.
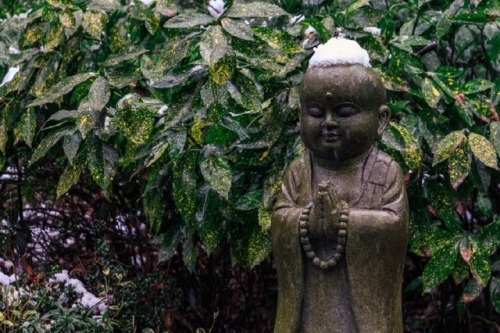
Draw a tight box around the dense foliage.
[0,0,499,331]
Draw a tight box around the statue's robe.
[272,148,409,333]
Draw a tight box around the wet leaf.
[56,155,86,198]
[0,117,7,154]
[425,181,463,233]
[30,129,72,166]
[489,122,500,156]
[104,46,148,67]
[210,57,234,85]
[461,278,484,303]
[422,239,457,293]
[468,132,498,169]
[196,187,223,254]
[144,189,165,233]
[149,65,207,88]
[464,79,495,95]
[116,100,154,144]
[182,236,198,272]
[221,18,254,41]
[28,72,97,107]
[253,27,300,54]
[469,240,491,286]
[448,142,471,189]
[450,12,488,24]
[422,77,441,108]
[490,276,500,313]
[433,130,464,166]
[166,130,187,161]
[82,10,108,40]
[76,97,99,139]
[230,223,271,268]
[88,140,117,193]
[19,109,37,147]
[88,76,110,111]
[226,2,289,18]
[200,146,232,200]
[172,151,198,229]
[200,26,230,68]
[164,13,214,28]
[234,190,262,211]
[63,132,82,163]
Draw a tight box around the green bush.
[0,0,499,330]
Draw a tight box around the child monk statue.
[271,38,409,333]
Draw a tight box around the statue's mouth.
[321,131,339,142]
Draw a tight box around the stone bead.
[299,220,309,228]
[334,252,342,260]
[301,237,310,244]
[339,222,347,228]
[303,244,311,251]
[320,260,328,269]
[338,229,347,237]
[306,251,315,259]
[312,257,320,266]
[337,237,346,245]
[336,244,344,252]
[300,228,308,236]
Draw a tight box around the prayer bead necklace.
[299,201,349,270]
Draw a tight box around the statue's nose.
[323,112,338,128]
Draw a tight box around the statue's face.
[300,65,388,163]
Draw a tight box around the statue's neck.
[312,149,371,172]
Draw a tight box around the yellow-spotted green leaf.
[164,13,215,28]
[196,187,223,254]
[461,278,484,303]
[88,76,110,111]
[210,57,234,85]
[144,189,165,233]
[172,151,198,228]
[221,18,254,41]
[149,65,207,88]
[346,0,370,13]
[253,27,301,54]
[385,122,423,170]
[433,130,464,166]
[258,205,272,231]
[448,141,471,189]
[116,101,154,144]
[469,132,498,169]
[226,2,289,18]
[230,223,272,268]
[200,147,232,200]
[421,77,441,108]
[30,129,72,166]
[422,238,458,293]
[45,109,78,124]
[464,79,495,95]
[469,240,491,286]
[104,46,148,67]
[490,276,500,313]
[76,98,99,139]
[45,23,65,51]
[19,108,37,147]
[166,130,187,162]
[28,72,97,107]
[489,122,500,156]
[63,132,82,164]
[0,117,7,154]
[82,10,108,40]
[56,155,86,198]
[450,12,488,24]
[424,181,462,233]
[200,26,229,68]
[88,141,117,192]
[234,190,262,211]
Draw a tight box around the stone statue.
[271,38,409,333]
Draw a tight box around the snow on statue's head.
[299,38,390,162]
[300,37,387,110]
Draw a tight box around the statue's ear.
[377,105,390,139]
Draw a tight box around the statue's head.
[299,38,390,163]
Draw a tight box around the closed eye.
[336,106,359,117]
[307,107,325,117]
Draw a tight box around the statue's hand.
[308,181,340,241]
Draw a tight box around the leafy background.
[0,0,499,331]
